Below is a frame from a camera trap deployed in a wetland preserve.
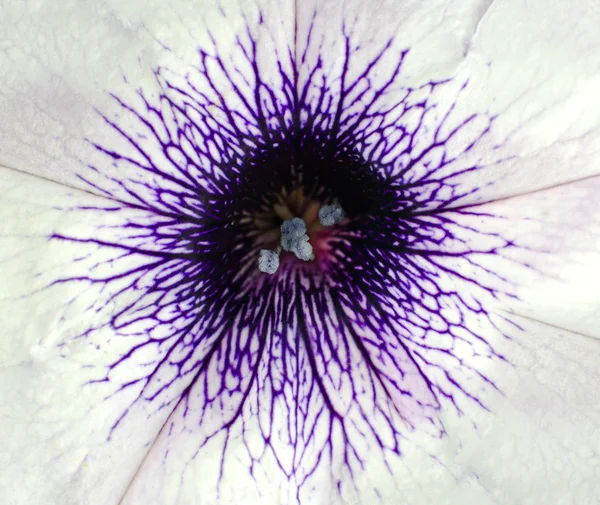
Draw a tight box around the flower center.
[257,195,346,274]
[252,186,347,274]
[217,127,397,286]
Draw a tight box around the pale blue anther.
[293,235,314,261]
[280,218,307,252]
[318,202,345,227]
[258,249,280,274]
[281,217,314,261]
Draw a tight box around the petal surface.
[469,176,600,339]
[0,169,191,505]
[296,0,600,204]
[0,0,294,191]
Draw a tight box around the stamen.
[318,202,345,227]
[280,217,307,252]
[258,249,280,274]
[257,217,318,274]
[280,217,315,261]
[293,236,315,261]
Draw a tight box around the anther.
[318,201,345,227]
[280,217,315,261]
[258,249,280,274]
[259,203,345,274]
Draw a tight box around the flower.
[1,1,600,505]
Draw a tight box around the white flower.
[1,1,600,504]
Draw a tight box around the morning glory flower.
[1,1,600,505]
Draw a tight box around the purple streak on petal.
[48,11,523,504]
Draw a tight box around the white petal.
[297,0,600,203]
[118,310,600,505]
[447,316,600,504]
[466,175,600,339]
[0,167,186,504]
[0,0,293,192]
